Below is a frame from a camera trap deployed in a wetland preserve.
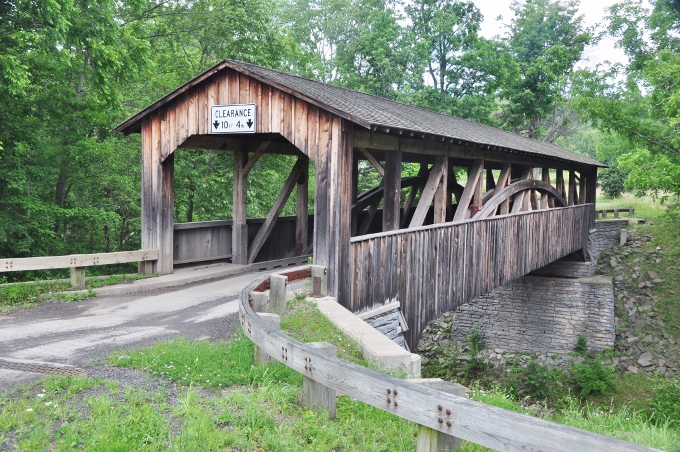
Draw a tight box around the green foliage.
[524,360,553,399]
[464,324,487,377]
[599,166,628,199]
[574,334,588,355]
[0,281,71,308]
[650,381,680,429]
[571,360,616,397]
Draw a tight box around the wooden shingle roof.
[115,59,604,168]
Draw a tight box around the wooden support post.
[351,154,359,236]
[485,168,495,192]
[313,118,352,304]
[250,292,269,313]
[383,150,402,231]
[249,158,306,263]
[415,380,467,452]
[138,260,153,275]
[410,157,447,227]
[556,169,565,201]
[446,165,457,221]
[453,160,483,221]
[472,164,484,216]
[233,150,248,264]
[302,342,338,419]
[541,167,552,209]
[141,114,174,275]
[568,170,576,206]
[296,158,309,256]
[578,172,586,205]
[358,183,383,235]
[498,163,511,215]
[357,147,385,176]
[530,168,539,210]
[70,267,85,290]
[433,156,448,224]
[269,274,288,316]
[242,141,271,175]
[254,313,280,365]
[585,170,597,205]
[311,265,328,297]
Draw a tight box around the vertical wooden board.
[141,119,154,250]
[197,84,208,135]
[307,105,319,162]
[177,93,188,146]
[160,153,174,274]
[168,106,177,161]
[217,71,230,105]
[312,112,331,268]
[239,72,249,104]
[187,88,198,137]
[283,93,294,143]
[150,113,162,252]
[270,88,283,135]
[295,100,308,155]
[252,79,262,133]
[227,71,238,104]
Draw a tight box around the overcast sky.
[472,0,628,68]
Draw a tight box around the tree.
[500,0,591,140]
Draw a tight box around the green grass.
[0,273,155,312]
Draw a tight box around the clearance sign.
[210,104,256,134]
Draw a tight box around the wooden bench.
[1,250,159,289]
[596,208,634,219]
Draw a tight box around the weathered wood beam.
[232,150,248,264]
[248,158,306,263]
[296,158,309,256]
[433,156,449,223]
[409,158,447,227]
[497,162,512,215]
[530,168,540,210]
[351,154,359,236]
[383,150,402,231]
[541,167,553,209]
[511,167,532,214]
[357,147,385,177]
[453,160,483,221]
[485,168,496,192]
[556,169,566,201]
[578,171,586,205]
[242,141,272,175]
[568,170,577,206]
[446,164,458,221]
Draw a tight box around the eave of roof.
[113,60,606,168]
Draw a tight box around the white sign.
[210,103,256,134]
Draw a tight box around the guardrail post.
[310,265,328,297]
[138,260,153,275]
[70,267,86,290]
[269,274,288,316]
[254,313,280,365]
[630,208,635,216]
[415,380,466,452]
[614,209,619,218]
[302,342,337,419]
[250,292,269,313]
[620,229,628,246]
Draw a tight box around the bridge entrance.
[115,60,605,348]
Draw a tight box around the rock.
[612,357,620,366]
[643,335,653,342]
[627,366,639,374]
[494,348,504,354]
[657,367,667,375]
[659,359,666,367]
[638,352,654,367]
[573,356,585,365]
[627,336,639,344]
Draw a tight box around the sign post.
[210,104,256,134]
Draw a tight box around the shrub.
[599,166,627,198]
[571,360,616,397]
[650,382,680,429]
[574,334,588,355]
[525,360,552,399]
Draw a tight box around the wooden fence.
[596,208,634,219]
[239,267,656,452]
[350,204,595,347]
[0,249,158,289]
[173,215,314,265]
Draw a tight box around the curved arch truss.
[475,179,567,219]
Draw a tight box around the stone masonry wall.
[359,302,410,350]
[427,219,628,354]
[448,276,615,353]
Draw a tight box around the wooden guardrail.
[596,208,634,219]
[1,249,159,289]
[239,265,657,452]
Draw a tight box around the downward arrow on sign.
[246,119,253,128]
[213,120,220,129]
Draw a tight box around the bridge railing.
[0,249,159,289]
[239,265,653,452]
[349,204,594,347]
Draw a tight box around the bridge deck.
[349,204,594,347]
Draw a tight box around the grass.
[0,273,154,312]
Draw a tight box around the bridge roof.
[115,59,604,168]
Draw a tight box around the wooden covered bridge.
[114,60,604,348]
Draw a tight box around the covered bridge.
[114,60,604,347]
